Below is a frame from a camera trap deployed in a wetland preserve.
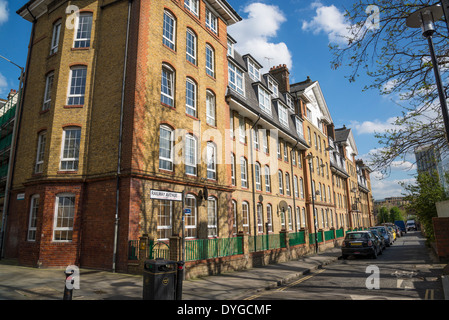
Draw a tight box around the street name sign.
[150,190,183,202]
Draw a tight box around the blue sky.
[0,0,418,199]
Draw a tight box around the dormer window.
[227,38,234,57]
[185,0,199,16]
[286,94,294,111]
[228,62,244,96]
[248,60,260,82]
[206,8,218,34]
[268,78,278,98]
[258,86,271,115]
[278,103,288,127]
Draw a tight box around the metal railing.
[185,237,243,262]
[288,231,306,247]
[248,233,286,253]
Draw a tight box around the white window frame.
[67,66,87,106]
[35,131,46,174]
[278,103,288,127]
[163,10,176,50]
[185,78,197,117]
[206,8,218,34]
[232,200,238,235]
[294,175,299,198]
[159,125,174,171]
[185,134,198,176]
[27,195,40,241]
[266,204,273,233]
[185,195,197,239]
[73,12,93,48]
[228,62,244,96]
[157,200,173,241]
[206,90,216,126]
[258,86,271,115]
[255,162,262,191]
[240,157,248,188]
[53,193,76,242]
[268,78,278,98]
[238,116,246,144]
[207,197,218,237]
[257,204,264,233]
[60,127,81,171]
[207,142,217,180]
[285,172,291,196]
[242,201,250,234]
[50,20,61,55]
[161,64,175,107]
[296,117,304,138]
[248,60,260,81]
[186,29,197,65]
[206,44,215,78]
[278,170,284,195]
[265,166,271,193]
[184,0,199,16]
[43,72,54,111]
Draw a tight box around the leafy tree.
[401,170,448,241]
[330,0,449,175]
[377,206,390,224]
[389,206,405,222]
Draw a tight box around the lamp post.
[0,54,25,259]
[406,4,449,144]
[305,153,319,253]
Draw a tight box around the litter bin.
[143,259,178,300]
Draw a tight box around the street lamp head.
[305,153,314,161]
[406,4,444,37]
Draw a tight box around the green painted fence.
[185,237,243,262]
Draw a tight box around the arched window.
[207,197,218,237]
[185,195,197,239]
[206,90,216,126]
[159,125,174,171]
[185,78,197,117]
[161,64,175,107]
[206,44,215,77]
[186,28,197,64]
[163,10,176,50]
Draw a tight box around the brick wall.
[433,217,449,262]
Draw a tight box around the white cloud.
[0,0,9,25]
[301,1,352,45]
[228,2,292,72]
[0,72,8,96]
[350,117,398,135]
[370,173,415,200]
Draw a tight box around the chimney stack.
[269,64,290,93]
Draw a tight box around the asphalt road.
[244,231,445,300]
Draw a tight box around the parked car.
[394,220,407,234]
[385,225,396,241]
[371,226,393,247]
[342,231,382,259]
[369,228,386,251]
[406,220,417,231]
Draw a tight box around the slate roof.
[226,50,309,149]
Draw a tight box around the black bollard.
[176,261,184,300]
[63,270,74,300]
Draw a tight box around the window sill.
[57,170,78,174]
[71,47,90,51]
[64,105,84,109]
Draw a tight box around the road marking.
[425,289,434,300]
[244,269,326,300]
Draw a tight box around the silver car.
[370,226,393,247]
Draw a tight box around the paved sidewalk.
[0,248,342,300]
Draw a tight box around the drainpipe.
[0,6,35,259]
[249,114,261,248]
[112,0,132,273]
